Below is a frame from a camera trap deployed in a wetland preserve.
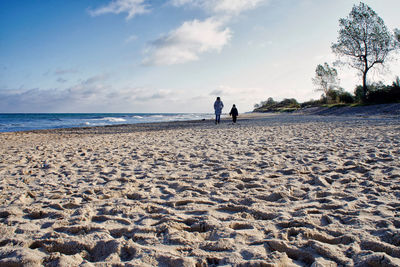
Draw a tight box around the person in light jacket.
[213,97,224,124]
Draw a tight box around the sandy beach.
[1,112,400,266]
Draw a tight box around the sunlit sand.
[0,111,399,266]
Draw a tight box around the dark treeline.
[253,77,400,112]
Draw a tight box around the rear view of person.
[214,97,224,124]
[229,104,238,123]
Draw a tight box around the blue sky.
[1,0,399,113]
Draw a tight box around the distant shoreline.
[0,113,211,133]
[254,103,400,117]
[1,103,398,134]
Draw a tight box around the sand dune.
[0,114,399,266]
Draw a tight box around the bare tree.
[312,63,340,100]
[331,2,398,101]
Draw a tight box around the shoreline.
[1,103,399,134]
[0,113,211,134]
[5,111,398,136]
[0,113,399,266]
[3,113,278,135]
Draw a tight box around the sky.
[1,0,399,113]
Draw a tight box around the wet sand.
[0,113,399,266]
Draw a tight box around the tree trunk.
[362,68,368,103]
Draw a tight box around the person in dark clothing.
[229,104,238,123]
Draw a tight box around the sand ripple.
[0,115,399,266]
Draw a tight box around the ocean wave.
[92,117,127,122]
[0,113,210,132]
[104,117,127,122]
[149,115,164,118]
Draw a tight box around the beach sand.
[0,113,400,266]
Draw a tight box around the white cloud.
[209,89,224,96]
[207,85,271,112]
[148,0,268,66]
[247,40,273,48]
[210,0,266,14]
[170,0,266,14]
[57,78,67,83]
[142,18,232,65]
[89,0,149,20]
[125,34,138,43]
[80,74,110,85]
[134,89,174,101]
[0,75,174,112]
[54,68,79,75]
[88,1,266,65]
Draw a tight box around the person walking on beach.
[214,97,224,124]
[229,104,238,124]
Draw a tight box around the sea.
[0,113,211,132]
